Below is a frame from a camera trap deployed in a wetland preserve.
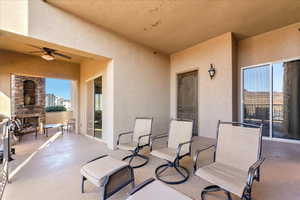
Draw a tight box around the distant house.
[62,100,71,111]
[45,94,57,107]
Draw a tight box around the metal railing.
[0,118,10,200]
[244,104,283,121]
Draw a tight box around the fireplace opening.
[23,117,39,127]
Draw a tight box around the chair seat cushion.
[80,156,128,187]
[118,142,138,151]
[151,148,188,162]
[195,162,248,197]
[127,180,192,200]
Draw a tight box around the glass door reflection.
[273,61,300,140]
[94,76,102,139]
[243,65,271,137]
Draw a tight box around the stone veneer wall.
[11,75,46,125]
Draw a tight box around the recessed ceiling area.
[0,30,108,64]
[46,0,300,54]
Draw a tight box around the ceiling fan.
[27,44,72,61]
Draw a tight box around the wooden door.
[177,70,198,136]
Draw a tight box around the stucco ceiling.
[46,0,300,54]
[0,30,108,64]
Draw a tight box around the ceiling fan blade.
[52,52,71,59]
[28,51,43,54]
[26,44,42,50]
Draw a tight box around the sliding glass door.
[86,76,103,139]
[272,61,300,140]
[242,65,270,137]
[94,76,102,139]
[242,60,300,141]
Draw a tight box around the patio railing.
[244,104,283,121]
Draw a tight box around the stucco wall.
[26,0,170,149]
[237,22,300,120]
[0,0,28,35]
[0,73,10,116]
[46,111,73,124]
[79,59,113,144]
[0,50,80,117]
[170,32,235,138]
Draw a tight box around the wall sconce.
[208,64,216,79]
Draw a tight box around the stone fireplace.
[11,75,46,127]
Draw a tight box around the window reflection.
[94,76,102,139]
[273,61,300,140]
[243,66,270,137]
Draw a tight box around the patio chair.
[66,118,76,133]
[194,121,265,200]
[81,155,135,200]
[117,117,153,168]
[127,178,192,200]
[10,118,38,142]
[151,119,193,184]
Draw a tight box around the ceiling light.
[41,53,54,61]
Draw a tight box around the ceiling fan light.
[41,53,54,61]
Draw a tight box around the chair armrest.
[117,131,133,145]
[150,133,168,151]
[86,155,108,164]
[138,134,152,146]
[176,140,193,158]
[193,145,216,172]
[247,157,265,186]
[151,133,168,140]
[128,178,155,196]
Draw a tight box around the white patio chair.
[151,119,193,184]
[117,117,153,168]
[194,121,265,200]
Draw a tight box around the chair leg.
[99,186,105,200]
[242,185,252,200]
[155,161,189,185]
[225,191,232,200]
[122,152,149,168]
[201,185,233,200]
[131,179,135,189]
[128,155,134,165]
[175,166,187,178]
[255,167,260,182]
[81,176,86,193]
[157,165,169,176]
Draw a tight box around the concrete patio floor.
[3,132,300,200]
[7,129,62,173]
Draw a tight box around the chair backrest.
[167,119,193,152]
[10,119,22,132]
[215,122,262,172]
[132,118,153,145]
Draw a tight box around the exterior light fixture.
[208,64,216,79]
[41,53,54,61]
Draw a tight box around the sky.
[244,63,284,92]
[45,78,71,99]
